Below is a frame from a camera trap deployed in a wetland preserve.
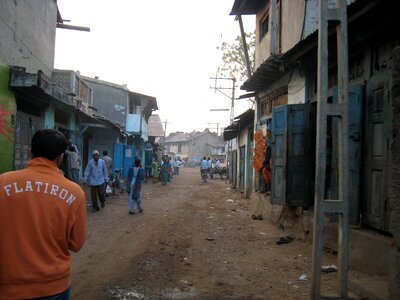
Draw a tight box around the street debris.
[321,264,338,273]
[251,214,263,220]
[298,273,308,281]
[106,286,145,299]
[276,236,294,245]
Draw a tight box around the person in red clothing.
[262,157,272,195]
[0,129,87,300]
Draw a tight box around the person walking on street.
[65,145,81,184]
[0,129,86,300]
[173,158,181,175]
[102,150,113,178]
[127,158,145,215]
[167,157,173,182]
[207,157,212,173]
[84,150,108,211]
[200,156,209,180]
[152,159,159,184]
[102,150,113,196]
[160,157,171,185]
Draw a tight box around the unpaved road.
[72,167,339,299]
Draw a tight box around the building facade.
[231,0,400,298]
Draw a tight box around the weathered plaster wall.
[0,0,57,76]
[302,0,318,39]
[255,0,307,67]
[280,0,305,53]
[255,2,270,68]
[287,68,306,104]
[84,78,128,127]
[389,46,400,300]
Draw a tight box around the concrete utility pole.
[210,76,236,123]
[161,119,169,158]
[210,77,236,182]
[207,122,220,136]
[312,0,350,299]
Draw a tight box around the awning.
[223,109,254,141]
[76,111,127,137]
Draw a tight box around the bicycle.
[111,170,125,195]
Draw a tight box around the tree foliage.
[216,32,255,82]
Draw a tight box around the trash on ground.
[298,273,308,281]
[206,237,215,241]
[321,265,338,273]
[276,235,294,245]
[226,199,234,202]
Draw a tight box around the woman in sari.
[160,157,171,185]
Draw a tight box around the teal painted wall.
[0,63,16,174]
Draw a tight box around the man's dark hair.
[31,129,68,161]
[103,150,108,156]
[134,158,141,167]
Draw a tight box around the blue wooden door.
[123,145,135,178]
[364,73,390,230]
[239,146,246,193]
[272,104,310,206]
[332,84,363,224]
[113,143,124,175]
[246,127,254,197]
[287,104,310,207]
[271,105,288,204]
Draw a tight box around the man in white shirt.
[83,150,108,211]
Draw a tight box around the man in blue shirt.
[83,150,108,211]
[200,156,209,179]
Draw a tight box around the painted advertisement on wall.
[0,63,16,174]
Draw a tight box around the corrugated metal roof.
[223,109,254,141]
[230,0,264,16]
[241,55,287,92]
[240,0,370,93]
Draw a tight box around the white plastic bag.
[106,184,112,195]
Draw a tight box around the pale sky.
[55,0,255,135]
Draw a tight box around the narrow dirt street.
[71,167,339,300]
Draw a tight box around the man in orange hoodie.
[0,129,87,299]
